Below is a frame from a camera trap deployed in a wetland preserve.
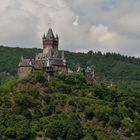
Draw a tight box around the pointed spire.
[43,34,46,39]
[77,64,81,72]
[62,51,66,65]
[21,56,24,61]
[56,34,59,40]
[46,28,54,39]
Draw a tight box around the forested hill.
[0,72,140,139]
[0,46,140,139]
[0,45,140,84]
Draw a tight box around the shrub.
[14,93,38,109]
[108,115,121,128]
[36,73,47,83]
[45,115,83,140]
[95,106,112,123]
[85,112,94,120]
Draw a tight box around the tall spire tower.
[42,28,59,56]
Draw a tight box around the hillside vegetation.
[0,46,140,85]
[0,72,140,140]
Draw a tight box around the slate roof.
[18,59,33,67]
[46,28,54,39]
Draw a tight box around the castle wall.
[43,45,53,54]
[34,60,44,70]
[53,45,58,57]
[18,67,32,78]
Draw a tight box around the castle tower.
[42,28,59,56]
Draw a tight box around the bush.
[36,73,47,83]
[85,111,94,120]
[108,115,121,128]
[0,112,34,139]
[45,115,83,140]
[95,106,112,123]
[83,125,97,140]
[28,71,48,84]
[0,79,17,93]
[14,93,38,109]
[56,73,86,87]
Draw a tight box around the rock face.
[18,28,68,78]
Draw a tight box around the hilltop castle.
[18,28,68,78]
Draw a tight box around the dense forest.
[0,46,140,85]
[0,72,140,140]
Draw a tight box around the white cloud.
[73,16,79,26]
[89,24,129,54]
[118,14,140,35]
[0,0,140,56]
[90,24,117,47]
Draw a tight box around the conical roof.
[46,28,54,39]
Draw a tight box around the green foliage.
[14,93,36,109]
[0,69,140,139]
[95,106,112,123]
[64,51,140,82]
[108,115,121,128]
[82,134,95,140]
[55,72,86,87]
[24,71,48,85]
[34,72,48,83]
[94,86,120,102]
[45,115,83,140]
[0,79,18,93]
[1,46,140,139]
[0,46,41,76]
[0,112,34,139]
[83,125,97,140]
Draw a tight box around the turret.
[21,56,24,61]
[62,51,66,65]
[43,34,46,40]
[56,34,59,41]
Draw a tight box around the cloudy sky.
[0,0,140,56]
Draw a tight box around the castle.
[18,28,68,78]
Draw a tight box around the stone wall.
[34,60,44,70]
[18,67,32,79]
